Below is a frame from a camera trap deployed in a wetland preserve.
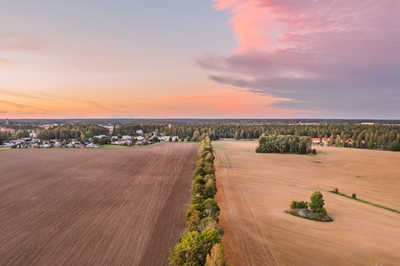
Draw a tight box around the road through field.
[214,140,400,266]
[0,143,198,266]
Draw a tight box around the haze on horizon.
[1,0,399,119]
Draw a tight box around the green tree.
[169,231,200,265]
[309,191,326,215]
[389,140,400,151]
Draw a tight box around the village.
[0,122,180,149]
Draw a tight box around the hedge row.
[169,135,227,266]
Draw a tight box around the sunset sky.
[1,0,399,119]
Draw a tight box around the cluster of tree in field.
[255,135,315,154]
[169,135,227,266]
[289,191,330,221]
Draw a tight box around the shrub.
[333,188,339,194]
[312,149,317,154]
[290,200,308,209]
[352,193,357,199]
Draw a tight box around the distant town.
[0,118,180,149]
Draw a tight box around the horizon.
[2,117,400,122]
[1,1,399,119]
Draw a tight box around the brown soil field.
[0,143,198,266]
[214,140,400,266]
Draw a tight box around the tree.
[169,231,200,265]
[389,140,400,151]
[309,191,326,215]
[335,135,342,147]
[205,244,227,266]
[290,201,308,209]
[234,131,240,140]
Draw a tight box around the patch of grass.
[329,190,400,214]
[100,144,129,149]
[0,147,12,150]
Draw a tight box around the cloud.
[0,89,47,100]
[204,0,400,118]
[0,33,46,52]
[0,58,11,68]
[0,110,7,113]
[0,99,49,113]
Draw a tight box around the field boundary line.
[329,191,400,214]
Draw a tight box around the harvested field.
[0,143,198,266]
[214,140,400,266]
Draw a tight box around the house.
[160,136,179,142]
[311,138,321,145]
[136,130,143,135]
[86,143,99,148]
[311,138,328,146]
[122,135,132,140]
[54,142,62,147]
[111,140,127,145]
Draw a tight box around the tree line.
[169,135,227,266]
[2,121,400,151]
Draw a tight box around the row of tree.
[169,135,227,266]
[256,135,314,154]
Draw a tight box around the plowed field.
[0,143,198,266]
[214,140,400,266]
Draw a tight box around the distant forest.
[1,119,400,151]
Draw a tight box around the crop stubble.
[214,140,400,266]
[0,143,198,266]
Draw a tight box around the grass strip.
[329,191,400,214]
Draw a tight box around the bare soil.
[0,143,198,266]
[214,140,400,266]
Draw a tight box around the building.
[0,127,15,133]
[6,118,9,125]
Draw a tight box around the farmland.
[0,143,198,266]
[214,140,400,265]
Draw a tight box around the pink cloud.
[0,58,11,68]
[204,0,400,118]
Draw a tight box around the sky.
[1,0,399,119]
